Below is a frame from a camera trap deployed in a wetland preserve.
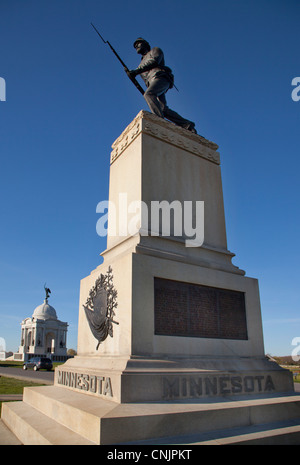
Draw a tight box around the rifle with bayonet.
[91,22,145,96]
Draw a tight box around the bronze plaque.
[154,278,247,340]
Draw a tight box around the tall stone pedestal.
[57,110,292,402]
[2,111,299,445]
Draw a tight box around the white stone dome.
[32,300,57,321]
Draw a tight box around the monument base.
[52,240,293,404]
[2,385,300,444]
[54,354,294,403]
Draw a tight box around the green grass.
[292,372,300,383]
[0,376,45,395]
[0,361,24,368]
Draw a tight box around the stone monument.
[2,111,299,445]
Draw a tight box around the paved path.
[0,366,54,385]
[0,394,23,401]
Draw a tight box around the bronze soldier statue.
[128,38,197,134]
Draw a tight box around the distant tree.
[67,348,77,356]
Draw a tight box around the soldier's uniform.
[132,38,197,133]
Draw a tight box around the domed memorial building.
[14,286,68,362]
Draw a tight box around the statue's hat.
[133,37,150,49]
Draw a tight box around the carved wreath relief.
[83,266,119,349]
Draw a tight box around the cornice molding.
[111,110,220,165]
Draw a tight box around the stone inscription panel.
[56,370,113,398]
[154,278,248,340]
[162,374,275,400]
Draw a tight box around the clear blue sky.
[0,0,299,355]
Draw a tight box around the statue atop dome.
[44,283,51,303]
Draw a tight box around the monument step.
[8,385,300,444]
[121,419,300,445]
[196,420,300,445]
[1,401,96,445]
[22,385,116,443]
